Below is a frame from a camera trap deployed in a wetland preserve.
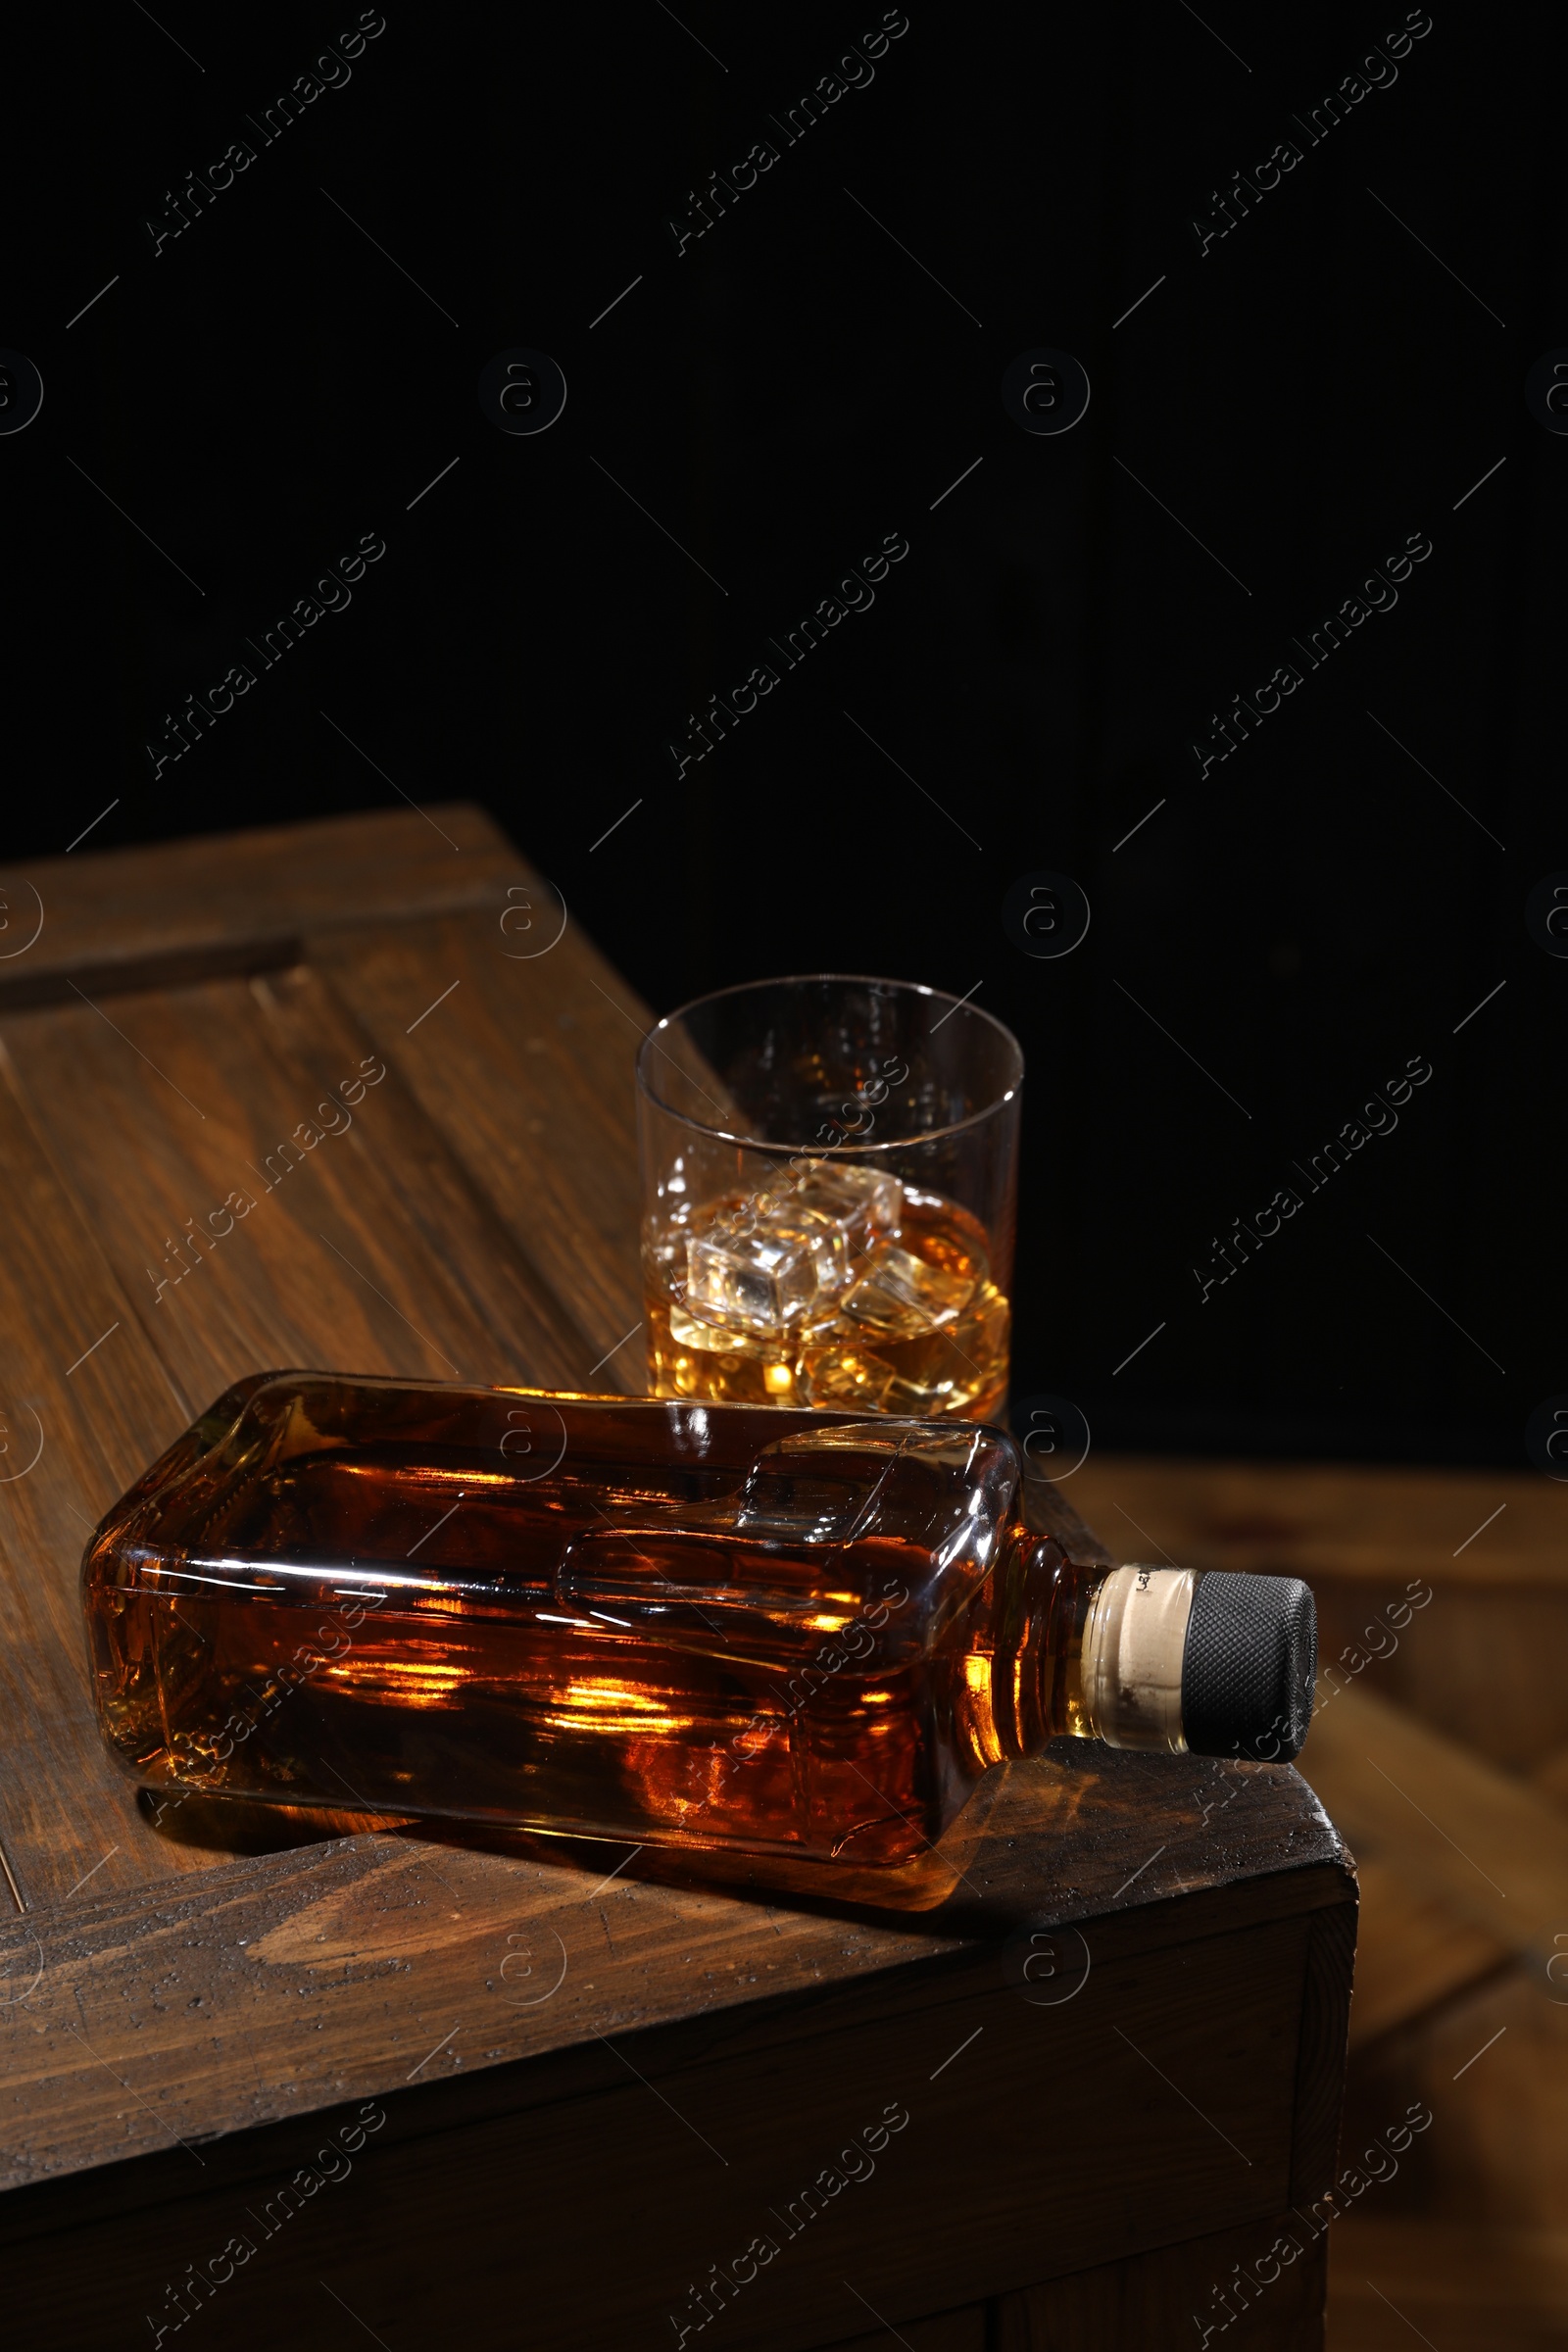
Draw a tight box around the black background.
[3,1,1559,1466]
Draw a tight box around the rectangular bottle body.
[83,1376,1025,1865]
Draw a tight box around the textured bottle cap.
[1180,1570,1317,1762]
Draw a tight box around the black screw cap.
[1181,1571,1317,1762]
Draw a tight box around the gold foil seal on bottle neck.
[1081,1566,1197,1752]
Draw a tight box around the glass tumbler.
[636,975,1023,1421]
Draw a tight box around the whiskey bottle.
[83,1374,1316,1872]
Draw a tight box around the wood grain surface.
[1069,1451,1565,1590]
[1070,1448,1568,2350]
[1328,2219,1568,2352]
[0,803,516,1003]
[5,1886,1331,2348]
[1301,1682,1568,1972]
[826,2313,984,2352]
[997,2212,1328,2349]
[0,809,1354,2348]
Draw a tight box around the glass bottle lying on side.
[82,1374,1317,1873]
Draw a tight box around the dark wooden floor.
[1071,1454,1568,2349]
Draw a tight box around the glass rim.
[635,971,1025,1155]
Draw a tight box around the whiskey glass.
[636,975,1023,1420]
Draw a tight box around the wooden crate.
[0,809,1353,2347]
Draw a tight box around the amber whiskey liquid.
[644,1171,1009,1420]
[83,1377,1314,1874]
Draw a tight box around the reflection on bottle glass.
[83,1377,1317,1874]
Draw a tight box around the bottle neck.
[1076,1562,1197,1751]
[957,1531,1197,1765]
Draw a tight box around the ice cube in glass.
[799,1340,898,1411]
[686,1219,818,1334]
[791,1160,902,1233]
[668,1299,759,1355]
[841,1244,976,1338]
[768,1163,903,1299]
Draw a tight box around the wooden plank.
[4,1909,1318,2349]
[1344,1857,1506,2049]
[1067,1457,1568,2064]
[1311,1569,1568,1780]
[0,1763,1348,2191]
[1398,1965,1568,2227]
[1290,1896,1356,2205]
[1537,1742,1568,1807]
[1298,1683,1568,1965]
[1303,1689,1568,2050]
[998,2213,1327,2348]
[0,804,517,1004]
[0,1050,218,1911]
[251,958,594,1379]
[1327,2218,1568,2350]
[317,906,650,1368]
[1068,1454,1567,1588]
[0,966,587,1420]
[823,2310,984,2352]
